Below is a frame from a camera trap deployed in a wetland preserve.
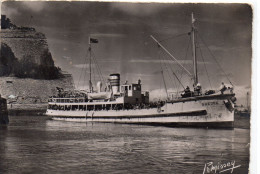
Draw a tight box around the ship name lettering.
[202,102,219,106]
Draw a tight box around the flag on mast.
[192,18,196,24]
[90,38,98,43]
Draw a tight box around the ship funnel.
[109,73,120,94]
[97,81,102,93]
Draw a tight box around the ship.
[46,13,236,128]
[235,92,250,117]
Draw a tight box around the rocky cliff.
[0,15,74,109]
[0,42,18,76]
[1,29,54,66]
[0,28,61,79]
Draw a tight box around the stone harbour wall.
[0,74,74,105]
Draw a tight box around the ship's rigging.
[151,13,234,100]
[77,37,106,91]
[46,13,236,128]
[77,13,233,101]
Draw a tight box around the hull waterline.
[46,95,235,128]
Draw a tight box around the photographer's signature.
[203,160,241,174]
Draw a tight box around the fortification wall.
[0,74,74,104]
[0,29,54,66]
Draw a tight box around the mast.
[89,38,92,92]
[191,13,198,86]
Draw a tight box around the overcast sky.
[1,1,252,104]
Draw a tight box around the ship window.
[117,104,123,110]
[65,105,71,111]
[95,105,102,111]
[61,99,64,103]
[129,86,131,90]
[72,105,78,111]
[75,99,78,103]
[57,99,61,103]
[105,104,111,110]
[79,99,84,103]
[70,99,74,103]
[83,105,86,111]
[137,85,141,91]
[79,105,83,110]
[52,105,56,110]
[87,105,94,111]
[112,104,117,110]
[65,99,70,103]
[125,86,128,90]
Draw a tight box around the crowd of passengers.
[48,98,87,103]
[180,82,232,98]
[48,101,165,111]
[54,87,87,98]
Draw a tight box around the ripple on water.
[0,116,250,174]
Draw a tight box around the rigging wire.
[161,51,185,90]
[151,35,192,77]
[82,60,88,90]
[160,49,180,90]
[171,69,185,90]
[159,32,190,43]
[159,52,179,98]
[175,35,192,98]
[161,70,168,99]
[159,54,177,89]
[77,50,89,89]
[197,33,234,86]
[160,34,191,90]
[158,50,177,90]
[91,52,106,87]
[76,44,107,92]
[158,47,189,100]
[156,34,191,99]
[158,47,168,99]
[198,43,212,89]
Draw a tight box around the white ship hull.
[46,95,235,128]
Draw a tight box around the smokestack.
[109,73,120,94]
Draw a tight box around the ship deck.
[168,93,235,103]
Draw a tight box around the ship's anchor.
[224,100,234,112]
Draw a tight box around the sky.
[1,1,252,104]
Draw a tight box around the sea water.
[0,116,249,174]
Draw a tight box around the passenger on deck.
[220,82,227,94]
[184,86,190,93]
[181,86,192,98]
[194,83,202,96]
